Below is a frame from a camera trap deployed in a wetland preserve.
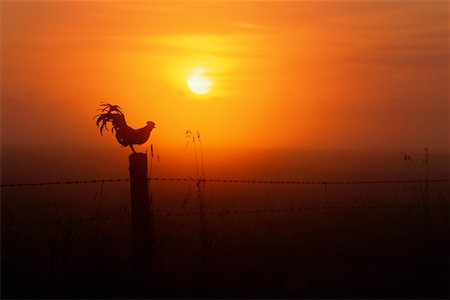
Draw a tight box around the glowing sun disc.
[187,72,212,95]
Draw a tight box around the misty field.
[1,177,448,298]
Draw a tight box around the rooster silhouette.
[95,103,155,153]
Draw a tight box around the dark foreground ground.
[2,179,448,299]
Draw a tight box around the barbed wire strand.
[2,203,447,228]
[1,177,448,187]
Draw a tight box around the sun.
[187,71,212,95]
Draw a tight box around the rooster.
[95,103,155,153]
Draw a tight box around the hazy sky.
[2,1,448,154]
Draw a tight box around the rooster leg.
[130,144,136,153]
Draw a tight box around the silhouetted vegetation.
[2,175,448,298]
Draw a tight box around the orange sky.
[1,1,448,155]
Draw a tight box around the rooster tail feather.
[109,113,126,131]
[100,103,123,114]
[95,103,127,135]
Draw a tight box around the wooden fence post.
[129,153,152,283]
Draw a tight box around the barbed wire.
[0,178,130,187]
[1,215,131,227]
[2,203,446,227]
[1,177,448,187]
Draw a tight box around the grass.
[1,148,448,298]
